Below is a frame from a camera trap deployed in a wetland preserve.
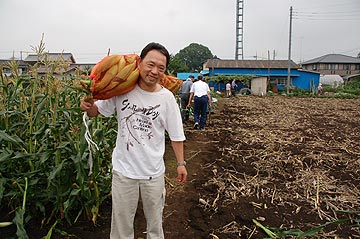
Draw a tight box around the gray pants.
[180,93,190,122]
[110,170,165,239]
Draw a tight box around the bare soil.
[3,96,360,238]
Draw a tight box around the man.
[179,75,194,122]
[225,81,231,97]
[187,75,212,130]
[80,42,187,239]
[231,79,237,96]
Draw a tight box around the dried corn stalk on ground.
[176,96,360,238]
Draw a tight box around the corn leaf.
[0,149,12,163]
[253,219,277,238]
[0,221,13,227]
[42,220,58,239]
[0,130,24,146]
[13,208,29,239]
[0,178,6,205]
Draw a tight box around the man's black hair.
[140,42,170,67]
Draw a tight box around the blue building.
[202,59,320,92]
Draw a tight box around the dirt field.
[7,96,360,238]
[161,96,360,239]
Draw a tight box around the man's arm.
[187,92,194,108]
[207,91,212,108]
[171,141,187,183]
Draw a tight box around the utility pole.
[287,6,293,94]
[268,50,270,82]
[235,0,244,60]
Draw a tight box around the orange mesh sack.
[80,54,183,99]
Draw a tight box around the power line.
[293,2,360,21]
[295,1,360,11]
[293,10,360,20]
[293,16,360,21]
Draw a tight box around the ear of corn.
[81,54,183,100]
[116,55,127,72]
[94,69,139,100]
[161,75,183,94]
[114,61,136,80]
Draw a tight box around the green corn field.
[0,42,115,238]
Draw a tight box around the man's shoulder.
[161,87,177,97]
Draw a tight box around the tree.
[357,52,360,58]
[167,55,189,75]
[172,43,213,72]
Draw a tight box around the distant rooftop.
[302,54,360,64]
[0,59,28,66]
[24,53,76,63]
[205,59,299,69]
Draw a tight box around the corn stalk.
[0,37,114,237]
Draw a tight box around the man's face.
[138,49,167,89]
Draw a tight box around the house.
[24,53,76,65]
[1,53,95,79]
[0,58,29,76]
[24,53,75,79]
[204,59,320,92]
[301,54,360,77]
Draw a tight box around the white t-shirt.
[190,80,210,97]
[95,84,185,179]
[226,83,231,91]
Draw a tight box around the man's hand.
[80,97,94,111]
[176,166,187,183]
[80,97,99,117]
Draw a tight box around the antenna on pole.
[287,6,293,94]
[235,0,244,60]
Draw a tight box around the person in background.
[231,79,237,97]
[187,75,212,130]
[316,83,323,95]
[80,42,187,239]
[226,81,231,97]
[179,75,194,123]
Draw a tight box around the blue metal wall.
[293,70,320,90]
[177,68,320,91]
[176,72,201,81]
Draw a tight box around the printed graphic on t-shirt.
[119,98,160,150]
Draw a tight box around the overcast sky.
[1,0,359,64]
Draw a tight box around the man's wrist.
[177,161,187,167]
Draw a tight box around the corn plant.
[0,38,115,237]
